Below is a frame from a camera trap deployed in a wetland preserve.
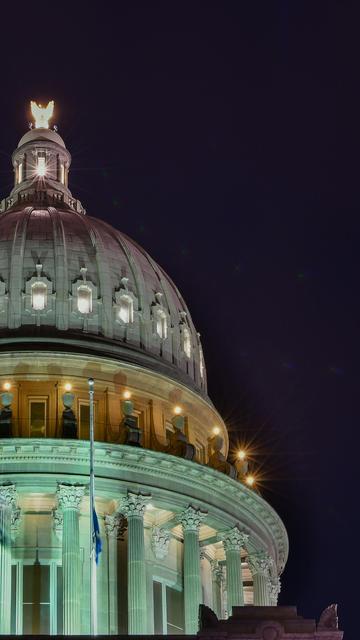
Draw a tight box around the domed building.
[0,104,288,636]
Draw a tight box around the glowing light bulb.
[245,475,255,487]
[238,449,246,461]
[123,390,131,399]
[174,405,182,415]
[212,426,220,435]
[3,382,11,391]
[64,383,72,392]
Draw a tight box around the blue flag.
[92,507,102,564]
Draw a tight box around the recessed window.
[18,162,23,184]
[156,309,167,339]
[77,285,92,314]
[195,440,206,464]
[199,347,205,379]
[118,294,134,324]
[31,282,47,311]
[183,326,191,358]
[29,397,47,437]
[36,152,46,177]
[60,163,65,184]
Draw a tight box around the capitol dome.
[0,105,288,637]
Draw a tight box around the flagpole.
[88,377,97,635]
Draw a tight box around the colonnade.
[0,483,280,636]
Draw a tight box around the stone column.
[105,512,127,634]
[247,551,273,605]
[179,505,207,634]
[222,528,248,614]
[57,483,86,635]
[119,491,150,635]
[0,484,19,635]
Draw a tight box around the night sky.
[0,1,356,635]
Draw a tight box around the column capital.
[269,575,281,604]
[221,526,249,552]
[210,559,224,582]
[57,483,86,511]
[151,526,171,560]
[118,491,151,519]
[0,483,21,536]
[247,550,273,576]
[179,504,207,533]
[0,482,17,509]
[105,512,127,540]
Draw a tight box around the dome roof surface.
[17,127,66,149]
[0,206,206,393]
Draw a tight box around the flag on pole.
[92,505,102,565]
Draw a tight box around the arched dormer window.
[118,294,134,324]
[183,325,191,358]
[77,285,92,314]
[156,308,167,339]
[31,282,47,311]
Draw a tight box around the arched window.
[31,282,47,311]
[156,309,167,339]
[77,285,92,314]
[183,326,191,358]
[118,294,134,324]
[199,346,205,379]
[18,162,23,184]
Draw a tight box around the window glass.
[199,347,205,379]
[166,586,184,634]
[23,564,50,635]
[57,567,63,634]
[36,153,46,177]
[77,285,92,314]
[183,326,191,358]
[31,282,47,311]
[18,162,23,184]
[119,295,133,323]
[11,565,16,634]
[60,164,65,184]
[156,309,167,339]
[153,581,163,634]
[79,402,90,440]
[29,399,47,437]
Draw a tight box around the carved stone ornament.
[118,491,151,519]
[269,575,281,605]
[179,504,207,532]
[210,559,225,584]
[151,526,171,560]
[57,483,86,511]
[247,550,274,576]
[105,512,127,540]
[0,483,17,509]
[52,508,63,538]
[221,526,249,552]
[318,604,339,630]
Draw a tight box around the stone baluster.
[247,551,273,605]
[57,483,86,634]
[105,512,127,634]
[179,505,207,634]
[222,528,249,614]
[0,483,19,634]
[118,491,151,635]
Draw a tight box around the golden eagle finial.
[30,100,54,129]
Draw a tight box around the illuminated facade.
[0,105,288,636]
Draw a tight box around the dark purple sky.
[0,1,356,635]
